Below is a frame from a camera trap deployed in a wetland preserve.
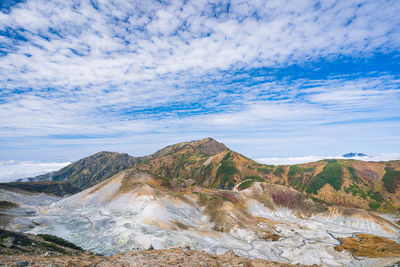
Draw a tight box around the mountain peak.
[342,152,368,158]
[149,137,229,158]
[188,137,229,155]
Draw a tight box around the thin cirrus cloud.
[0,0,399,162]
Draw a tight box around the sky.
[1,0,400,179]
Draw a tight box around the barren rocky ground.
[1,248,297,267]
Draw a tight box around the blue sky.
[1,0,400,164]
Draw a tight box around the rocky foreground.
[0,228,296,267]
[1,247,299,267]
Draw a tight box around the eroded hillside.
[10,138,400,213]
[23,170,400,266]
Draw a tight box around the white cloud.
[0,161,71,182]
[0,0,399,161]
[257,153,400,165]
[1,0,400,91]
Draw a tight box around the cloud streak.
[0,0,399,161]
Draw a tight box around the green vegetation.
[304,166,316,172]
[287,165,314,192]
[0,181,80,197]
[40,241,66,253]
[369,201,381,210]
[216,152,237,189]
[243,175,263,181]
[288,175,302,189]
[324,159,338,163]
[368,190,383,203]
[273,166,284,176]
[306,163,342,194]
[345,183,366,199]
[0,229,32,246]
[257,165,273,174]
[198,164,213,185]
[288,165,304,177]
[382,167,400,193]
[37,234,83,250]
[238,175,263,190]
[347,166,359,182]
[238,180,254,190]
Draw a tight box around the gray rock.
[2,236,15,248]
[14,261,29,267]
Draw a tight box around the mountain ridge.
[9,138,400,213]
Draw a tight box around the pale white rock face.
[0,188,61,231]
[0,189,60,207]
[11,174,399,266]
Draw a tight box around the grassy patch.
[243,175,263,182]
[324,159,338,163]
[40,242,66,253]
[238,176,263,191]
[305,163,342,194]
[345,183,366,199]
[238,180,254,190]
[288,165,304,177]
[382,167,400,193]
[369,201,381,210]
[37,234,83,250]
[216,152,237,189]
[347,166,358,182]
[273,166,284,177]
[368,190,383,203]
[0,229,32,246]
[257,165,273,174]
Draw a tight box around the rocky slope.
[24,170,400,266]
[9,138,400,213]
[0,186,62,231]
[15,138,226,191]
[19,151,137,190]
[263,159,400,213]
[136,140,400,212]
[1,246,297,267]
[0,181,79,197]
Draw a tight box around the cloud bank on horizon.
[0,160,70,182]
[257,152,400,165]
[0,0,400,161]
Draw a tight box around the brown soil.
[335,233,400,257]
[0,248,301,267]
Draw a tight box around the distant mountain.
[343,152,368,158]
[138,146,400,212]
[17,138,228,191]
[19,151,137,190]
[0,181,79,197]
[8,138,400,212]
[144,137,229,159]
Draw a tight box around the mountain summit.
[9,138,400,213]
[343,152,368,158]
[146,137,229,159]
